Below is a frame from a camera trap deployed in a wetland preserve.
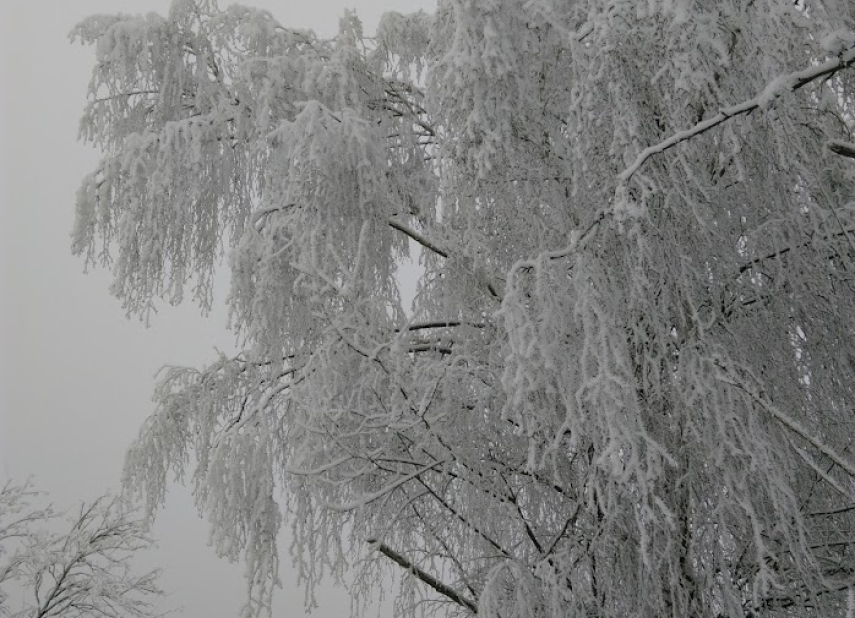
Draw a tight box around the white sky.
[0,1,432,616]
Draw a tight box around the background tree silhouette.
[0,482,163,618]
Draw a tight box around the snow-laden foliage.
[0,482,163,618]
[73,0,855,616]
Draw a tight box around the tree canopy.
[72,1,855,617]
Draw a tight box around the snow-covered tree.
[0,482,163,618]
[72,1,855,616]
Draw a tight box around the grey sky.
[0,1,431,616]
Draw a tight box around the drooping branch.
[619,45,855,183]
[366,539,479,614]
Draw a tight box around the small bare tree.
[0,482,163,618]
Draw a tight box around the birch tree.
[0,482,163,618]
[72,0,855,616]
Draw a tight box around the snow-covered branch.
[387,218,449,258]
[367,539,478,614]
[619,45,855,184]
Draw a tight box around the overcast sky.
[0,1,432,616]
